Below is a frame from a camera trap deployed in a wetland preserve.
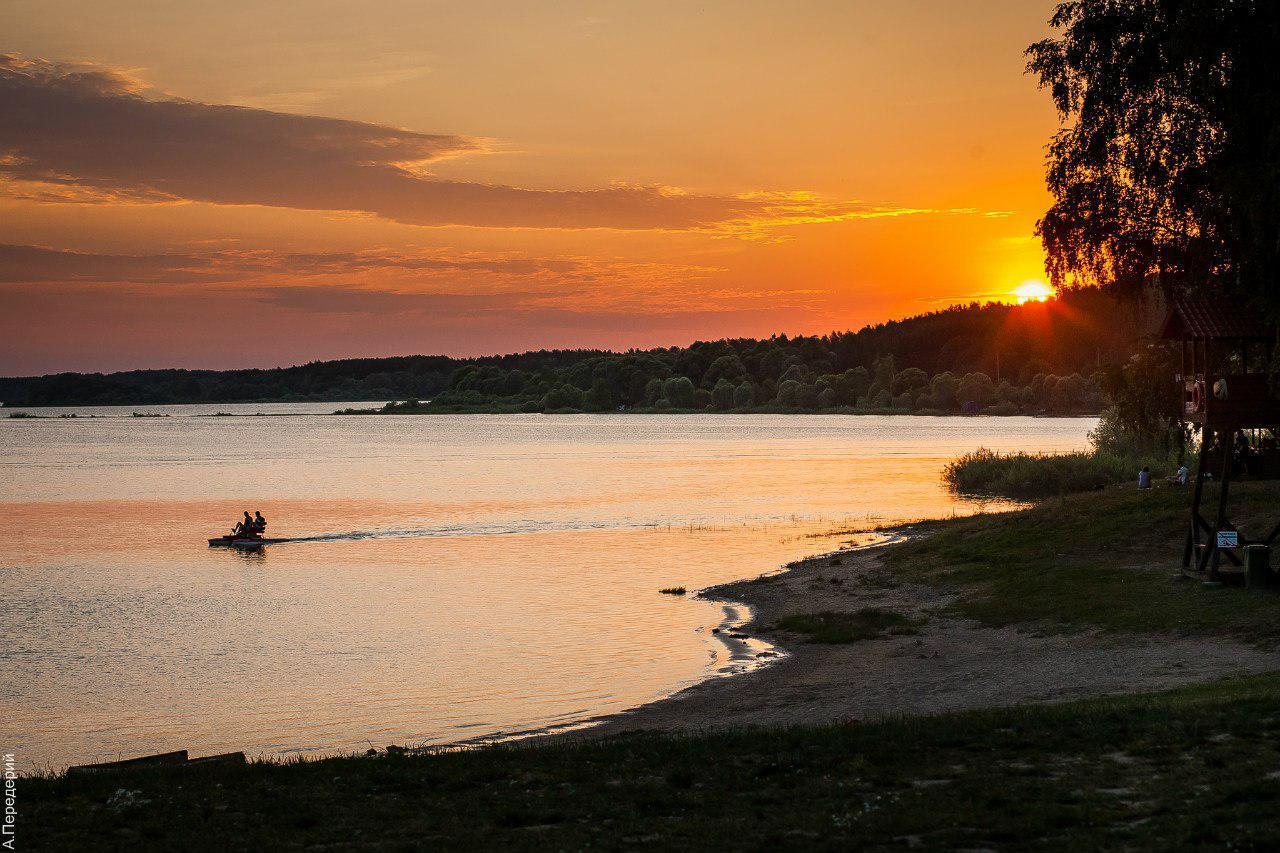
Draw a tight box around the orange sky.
[0,1,1058,374]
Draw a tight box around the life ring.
[1191,380,1205,412]
[1213,378,1229,400]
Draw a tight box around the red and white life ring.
[1190,380,1205,412]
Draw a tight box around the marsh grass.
[943,447,1163,499]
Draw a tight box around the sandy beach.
[567,532,1280,739]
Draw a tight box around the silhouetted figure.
[253,511,267,535]
[232,510,254,536]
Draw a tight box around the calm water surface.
[0,407,1094,769]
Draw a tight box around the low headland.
[27,467,1280,849]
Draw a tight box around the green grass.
[943,448,1162,499]
[776,607,918,643]
[26,674,1280,850]
[889,480,1280,642]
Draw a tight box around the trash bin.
[1245,545,1271,589]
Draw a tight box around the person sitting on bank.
[1167,464,1189,486]
[1138,466,1152,489]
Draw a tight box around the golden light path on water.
[0,406,1094,769]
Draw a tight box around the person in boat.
[232,510,254,537]
[253,511,267,535]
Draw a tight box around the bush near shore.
[943,380,1186,500]
[943,448,1150,499]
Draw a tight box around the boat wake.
[219,513,877,547]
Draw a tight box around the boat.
[208,534,289,548]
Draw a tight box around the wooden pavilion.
[1161,296,1280,578]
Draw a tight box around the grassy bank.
[775,607,919,642]
[26,674,1280,850]
[890,480,1280,642]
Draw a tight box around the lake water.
[0,406,1094,770]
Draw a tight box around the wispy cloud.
[0,54,984,234]
[0,241,820,324]
[0,243,723,286]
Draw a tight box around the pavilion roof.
[1159,296,1271,341]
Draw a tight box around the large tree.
[1027,0,1280,313]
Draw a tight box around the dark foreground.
[25,673,1280,851]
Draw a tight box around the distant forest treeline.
[1,289,1138,411]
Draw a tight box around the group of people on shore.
[1139,430,1279,489]
[1137,465,1188,489]
[231,510,268,538]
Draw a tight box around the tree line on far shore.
[2,289,1134,411]
[406,350,1105,416]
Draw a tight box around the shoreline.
[547,525,1280,742]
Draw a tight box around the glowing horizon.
[1014,279,1055,304]
[0,2,1058,375]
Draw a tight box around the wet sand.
[561,536,1280,738]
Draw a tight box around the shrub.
[584,378,614,411]
[663,376,696,408]
[543,384,585,411]
[776,379,801,407]
[942,447,1152,499]
[712,378,735,410]
[958,372,996,408]
[892,367,929,396]
[928,372,960,410]
[796,383,819,409]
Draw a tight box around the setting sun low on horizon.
[0,1,1061,375]
[1014,280,1055,305]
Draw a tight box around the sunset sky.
[1,1,1059,375]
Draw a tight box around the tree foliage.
[1027,0,1280,312]
[3,294,1127,413]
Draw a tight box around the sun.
[1013,279,1054,304]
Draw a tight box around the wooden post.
[1210,429,1236,581]
[1185,427,1212,570]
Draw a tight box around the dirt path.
[568,542,1280,737]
